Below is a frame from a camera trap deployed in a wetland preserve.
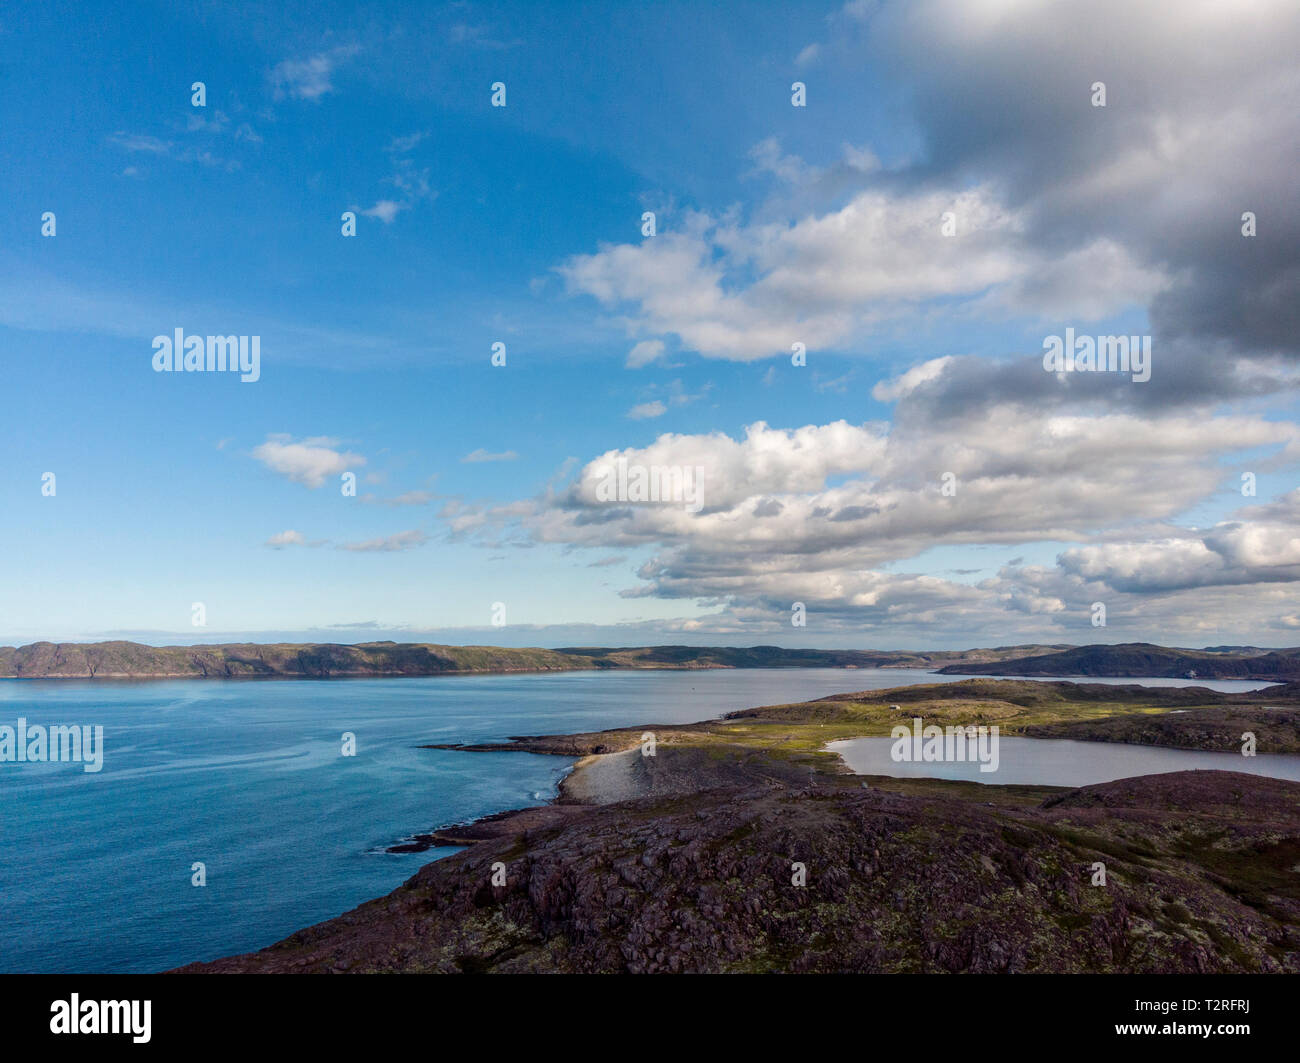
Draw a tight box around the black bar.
[0,973,1289,1051]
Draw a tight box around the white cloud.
[626,339,666,368]
[627,401,668,420]
[252,435,365,488]
[1058,492,1300,594]
[560,187,1166,361]
[107,132,235,170]
[442,383,1300,638]
[388,131,427,153]
[872,356,954,401]
[339,530,428,552]
[748,137,813,184]
[360,200,405,224]
[271,44,360,102]
[841,143,880,173]
[364,490,436,507]
[462,449,519,463]
[352,133,437,226]
[557,0,1300,377]
[107,133,170,155]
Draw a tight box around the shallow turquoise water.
[0,668,1276,972]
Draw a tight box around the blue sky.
[3,0,1299,649]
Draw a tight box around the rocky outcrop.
[937,642,1300,681]
[176,770,1300,974]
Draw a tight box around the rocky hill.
[0,640,585,678]
[5,639,1292,681]
[936,642,1300,681]
[176,769,1300,973]
[0,639,1067,679]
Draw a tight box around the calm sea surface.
[0,667,1279,972]
[830,737,1300,786]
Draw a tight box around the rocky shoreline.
[174,678,1300,973]
[390,731,793,852]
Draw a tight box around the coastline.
[394,674,1300,852]
[392,736,746,852]
[385,747,650,853]
[172,677,1300,973]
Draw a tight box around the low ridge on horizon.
[3,639,1298,681]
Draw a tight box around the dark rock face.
[177,771,1300,974]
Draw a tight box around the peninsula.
[177,678,1300,973]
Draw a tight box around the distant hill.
[555,643,1070,671]
[935,642,1300,681]
[3,639,1293,681]
[0,639,1066,679]
[0,641,586,679]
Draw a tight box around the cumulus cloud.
[440,388,1300,638]
[556,0,1300,404]
[1057,491,1300,594]
[560,188,1166,362]
[457,0,1300,643]
[252,435,365,488]
[862,0,1300,371]
[872,356,954,402]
